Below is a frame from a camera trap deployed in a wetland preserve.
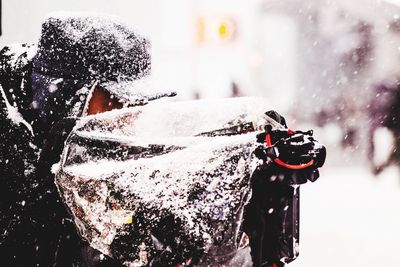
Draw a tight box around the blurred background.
[2,0,400,266]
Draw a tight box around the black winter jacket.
[0,44,121,267]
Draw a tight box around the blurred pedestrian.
[368,80,400,175]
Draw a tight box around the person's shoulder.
[0,43,37,76]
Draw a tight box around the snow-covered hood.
[55,97,271,266]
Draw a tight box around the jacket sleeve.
[0,89,38,239]
[0,44,38,243]
[0,43,36,111]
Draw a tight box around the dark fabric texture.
[0,91,39,267]
[0,43,123,266]
[0,44,35,117]
[30,70,90,146]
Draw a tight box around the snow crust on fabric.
[59,133,255,260]
[33,12,151,81]
[76,97,268,141]
[100,76,177,107]
[0,84,34,134]
[55,97,271,265]
[0,43,37,74]
[0,43,37,113]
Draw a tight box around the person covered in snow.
[0,13,326,267]
[0,13,175,266]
